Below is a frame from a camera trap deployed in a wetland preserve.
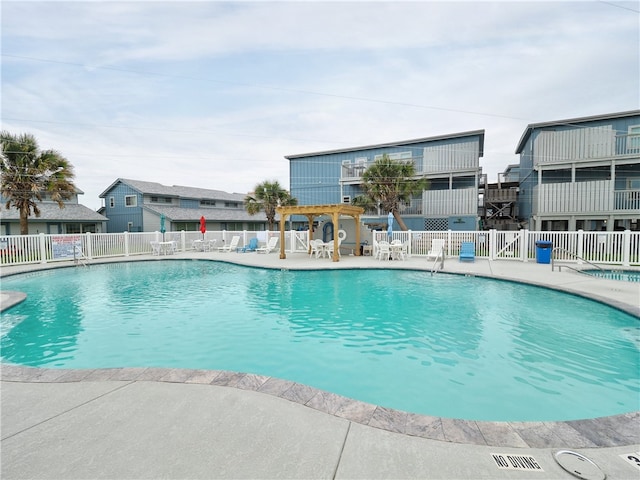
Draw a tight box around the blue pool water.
[1,261,638,421]
[583,269,640,282]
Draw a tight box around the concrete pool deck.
[1,252,639,479]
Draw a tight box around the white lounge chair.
[426,239,446,260]
[257,236,278,254]
[218,236,240,253]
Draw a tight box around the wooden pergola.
[276,204,365,262]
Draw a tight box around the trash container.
[535,240,553,264]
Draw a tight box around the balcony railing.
[533,181,640,214]
[534,129,639,165]
[341,142,481,182]
[423,188,478,216]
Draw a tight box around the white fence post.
[623,230,631,267]
[85,232,93,259]
[489,229,497,260]
[577,230,584,264]
[39,233,47,264]
[521,229,529,262]
[124,231,130,257]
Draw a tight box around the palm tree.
[353,154,428,231]
[244,180,298,231]
[0,131,76,234]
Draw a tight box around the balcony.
[423,188,478,216]
[359,189,478,217]
[534,129,639,166]
[533,180,640,214]
[341,159,371,183]
[341,142,481,183]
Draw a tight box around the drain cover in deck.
[554,450,606,480]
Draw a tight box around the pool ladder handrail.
[551,247,604,273]
[73,246,89,267]
[430,248,445,276]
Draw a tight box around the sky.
[2,0,639,210]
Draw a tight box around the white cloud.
[2,1,638,210]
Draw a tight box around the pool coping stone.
[2,364,638,449]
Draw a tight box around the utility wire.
[1,53,524,121]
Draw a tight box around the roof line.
[515,110,640,154]
[285,130,485,159]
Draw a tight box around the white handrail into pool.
[430,248,445,276]
[551,247,605,273]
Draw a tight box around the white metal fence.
[1,229,639,267]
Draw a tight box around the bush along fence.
[0,229,639,267]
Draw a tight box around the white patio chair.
[376,241,391,261]
[391,239,406,260]
[309,239,325,258]
[192,239,204,251]
[325,240,341,259]
[150,241,161,256]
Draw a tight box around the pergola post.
[331,212,339,261]
[355,213,361,256]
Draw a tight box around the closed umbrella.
[387,211,393,239]
[200,216,206,239]
[160,214,166,241]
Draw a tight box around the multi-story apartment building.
[286,130,485,232]
[515,111,640,231]
[0,188,107,235]
[99,178,266,233]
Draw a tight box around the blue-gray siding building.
[286,131,485,231]
[99,179,267,233]
[515,110,640,231]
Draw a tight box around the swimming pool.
[583,269,640,282]
[1,260,638,422]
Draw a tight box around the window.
[125,195,137,207]
[224,202,239,208]
[66,224,82,234]
[200,200,216,206]
[222,223,243,231]
[150,196,172,203]
[109,197,115,208]
[65,223,97,234]
[342,195,351,204]
[374,151,412,162]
